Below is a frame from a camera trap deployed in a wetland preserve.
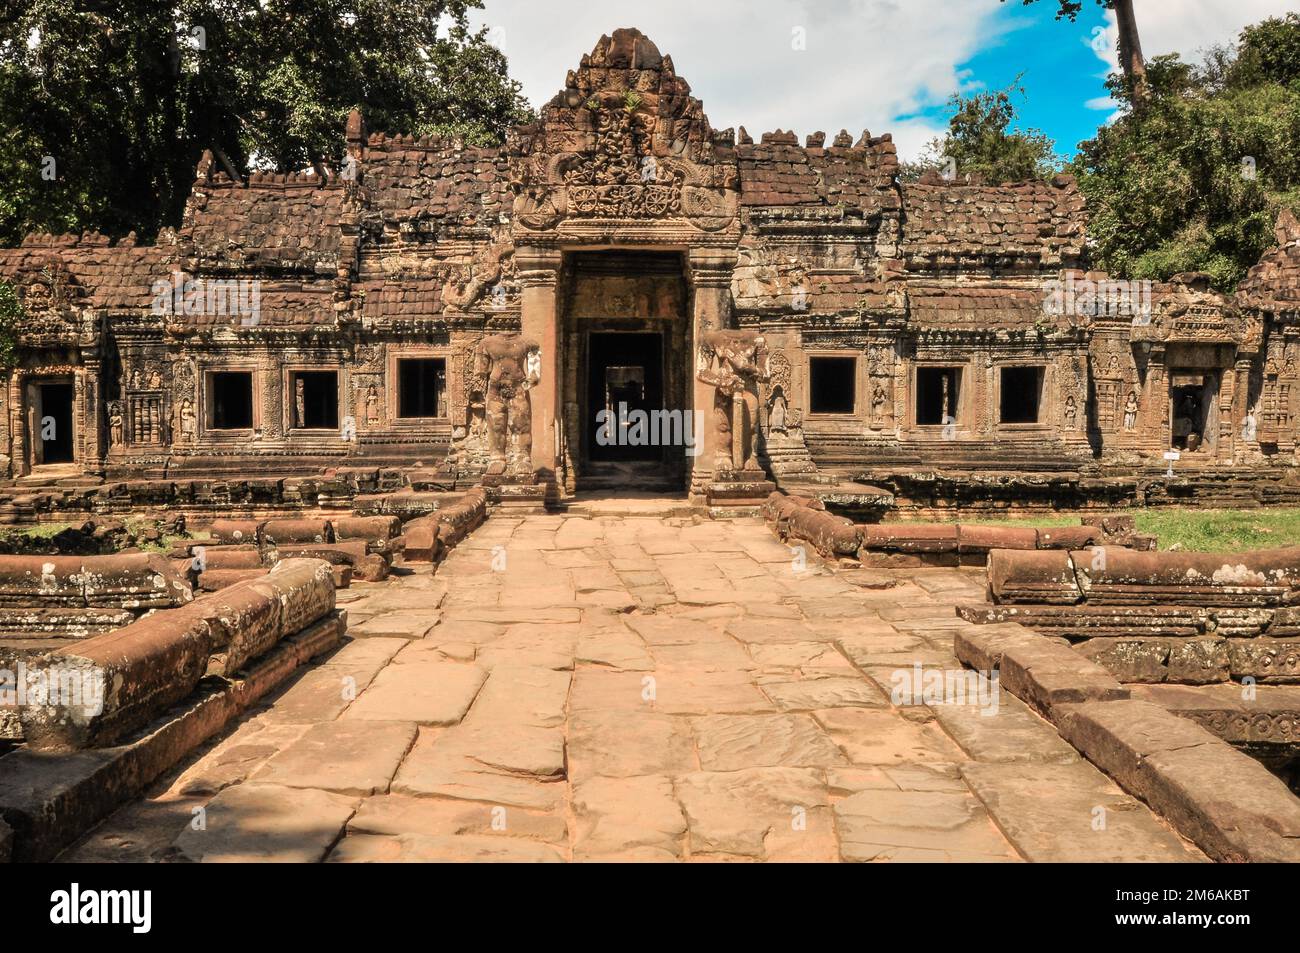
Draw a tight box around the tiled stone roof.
[901,174,1087,271]
[361,135,511,237]
[737,129,900,215]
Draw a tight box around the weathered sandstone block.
[250,558,335,637]
[1072,547,1300,607]
[1227,637,1300,682]
[193,583,283,678]
[0,555,84,607]
[197,546,265,570]
[261,519,332,545]
[987,550,1082,605]
[20,610,213,750]
[208,519,264,545]
[1076,636,1229,684]
[1035,526,1099,550]
[956,524,1037,553]
[198,568,270,592]
[82,554,192,609]
[1057,700,1300,862]
[861,523,957,553]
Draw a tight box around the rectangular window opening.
[916,367,961,426]
[1000,366,1045,425]
[210,372,253,430]
[809,356,856,415]
[397,359,447,419]
[292,371,340,430]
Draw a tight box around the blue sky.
[472,0,1297,161]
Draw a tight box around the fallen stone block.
[249,559,335,638]
[1035,525,1099,550]
[860,523,957,554]
[19,609,214,750]
[333,515,402,554]
[0,555,84,607]
[1075,636,1229,684]
[998,636,1129,717]
[1227,637,1300,682]
[208,519,264,545]
[190,582,283,678]
[261,519,332,546]
[0,607,134,638]
[1073,547,1300,607]
[399,519,440,563]
[957,524,1037,554]
[987,550,1082,605]
[195,546,265,571]
[198,568,270,592]
[1056,699,1300,862]
[354,553,390,583]
[81,553,193,610]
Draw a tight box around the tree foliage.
[1070,14,1300,290]
[0,1,533,245]
[0,278,22,368]
[901,82,1061,184]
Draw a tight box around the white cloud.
[470,0,1012,160]
[470,0,1298,161]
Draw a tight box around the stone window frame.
[200,364,260,438]
[911,361,969,432]
[995,362,1052,430]
[804,351,862,420]
[387,347,452,426]
[282,363,346,434]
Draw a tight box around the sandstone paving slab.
[649,640,756,672]
[349,794,566,844]
[723,617,838,645]
[748,641,857,674]
[253,637,408,725]
[349,610,444,640]
[625,614,733,646]
[569,669,660,712]
[343,661,487,725]
[575,629,655,671]
[171,721,311,796]
[174,783,359,862]
[567,709,697,781]
[740,601,805,620]
[572,775,687,859]
[693,714,846,771]
[929,693,1080,765]
[443,606,582,625]
[813,707,967,765]
[758,675,890,711]
[827,762,969,796]
[649,668,776,715]
[252,720,418,796]
[833,789,1021,863]
[329,832,563,862]
[960,762,1205,862]
[676,767,836,860]
[462,665,572,728]
[391,727,565,811]
[836,633,959,670]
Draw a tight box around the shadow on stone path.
[62,513,1205,863]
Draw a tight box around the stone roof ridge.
[913,170,1079,191]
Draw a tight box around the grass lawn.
[917,508,1300,553]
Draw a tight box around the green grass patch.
[903,508,1300,553]
[0,522,76,539]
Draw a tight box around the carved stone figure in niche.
[1123,392,1139,431]
[768,389,788,433]
[1064,395,1078,431]
[697,330,769,474]
[476,333,542,478]
[366,384,380,424]
[107,401,124,447]
[178,398,196,443]
[871,380,889,421]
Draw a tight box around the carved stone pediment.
[508,29,739,238]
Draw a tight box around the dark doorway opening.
[292,371,339,429]
[809,357,857,414]
[916,367,961,426]
[211,372,253,430]
[398,359,447,419]
[1171,376,1215,452]
[1000,366,1045,424]
[38,382,74,464]
[587,332,665,463]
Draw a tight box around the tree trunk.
[1113,0,1149,103]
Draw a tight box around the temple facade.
[3,28,1299,509]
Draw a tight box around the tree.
[1007,1,1149,103]
[901,82,1060,184]
[0,1,533,245]
[0,278,21,368]
[1070,14,1300,289]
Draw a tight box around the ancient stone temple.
[3,28,1300,511]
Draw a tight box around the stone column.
[688,247,738,494]
[517,246,563,483]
